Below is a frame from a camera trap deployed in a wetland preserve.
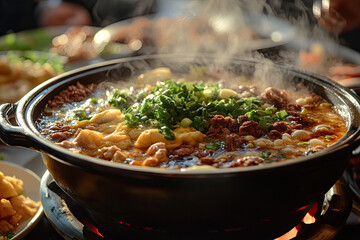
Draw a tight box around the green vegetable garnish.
[261,151,271,159]
[90,98,98,104]
[110,80,288,138]
[108,90,133,109]
[297,142,309,147]
[159,126,175,140]
[6,51,65,73]
[0,153,4,161]
[3,231,15,239]
[325,135,335,142]
[0,29,52,51]
[205,139,222,151]
[74,111,91,121]
[246,108,288,131]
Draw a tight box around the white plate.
[0,161,43,240]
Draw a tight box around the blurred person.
[315,0,360,33]
[37,0,92,27]
[314,0,360,80]
[38,0,156,27]
[314,0,360,52]
[0,0,156,35]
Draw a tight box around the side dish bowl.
[0,161,43,239]
[1,55,360,238]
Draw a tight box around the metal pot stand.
[40,170,352,240]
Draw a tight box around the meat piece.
[145,142,168,163]
[57,140,75,148]
[268,130,282,140]
[199,156,215,165]
[112,151,126,162]
[0,219,14,234]
[261,87,288,108]
[287,116,309,128]
[146,142,166,156]
[237,115,249,125]
[9,195,40,220]
[50,124,72,131]
[224,133,246,151]
[272,122,291,133]
[154,149,168,162]
[171,145,195,157]
[48,82,97,108]
[312,125,334,137]
[207,115,239,139]
[49,131,73,142]
[304,145,327,155]
[222,156,264,168]
[195,149,213,158]
[208,115,239,132]
[286,104,301,116]
[238,121,265,138]
[310,94,323,106]
[142,158,159,167]
[226,117,240,132]
[238,85,259,98]
[99,146,126,162]
[290,123,304,130]
[224,133,236,151]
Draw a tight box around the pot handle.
[0,103,40,150]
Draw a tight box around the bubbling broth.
[36,67,347,171]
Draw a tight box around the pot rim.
[13,54,360,176]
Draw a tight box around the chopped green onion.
[3,231,15,239]
[180,118,192,127]
[110,80,289,138]
[74,111,91,121]
[205,139,222,151]
[276,110,288,120]
[261,151,271,159]
[297,142,309,147]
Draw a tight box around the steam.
[97,0,352,90]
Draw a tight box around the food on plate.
[37,67,346,170]
[329,64,360,86]
[0,29,53,52]
[51,26,124,62]
[0,171,41,239]
[298,43,325,68]
[111,16,258,52]
[51,26,98,62]
[0,51,64,104]
[298,42,360,86]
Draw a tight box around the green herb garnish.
[205,139,222,151]
[74,110,91,121]
[3,230,15,239]
[108,90,133,110]
[6,51,65,73]
[261,151,271,159]
[324,135,335,142]
[297,142,309,147]
[110,80,288,138]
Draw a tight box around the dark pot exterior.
[1,55,360,238]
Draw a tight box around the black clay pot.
[1,55,360,239]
